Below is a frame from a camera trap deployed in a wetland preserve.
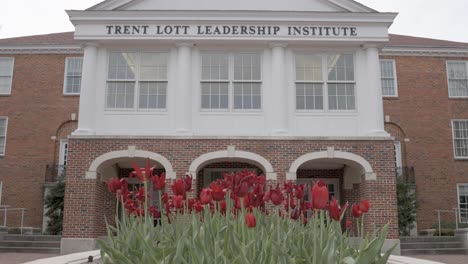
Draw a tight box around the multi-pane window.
[201,52,262,110]
[458,184,468,223]
[453,120,468,158]
[295,54,355,111]
[106,52,168,110]
[328,54,355,110]
[295,55,323,110]
[380,59,398,97]
[0,58,14,95]
[64,57,83,95]
[0,117,7,156]
[447,61,468,97]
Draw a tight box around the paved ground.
[0,253,59,264]
[410,255,468,264]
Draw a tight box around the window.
[58,139,68,176]
[64,57,83,95]
[453,120,468,158]
[201,52,262,110]
[295,53,355,111]
[0,58,14,95]
[458,184,468,223]
[106,52,168,110]
[380,59,398,97]
[447,61,468,98]
[0,117,7,156]
[394,141,403,176]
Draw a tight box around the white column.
[175,42,194,134]
[366,46,388,136]
[74,44,98,135]
[269,42,289,135]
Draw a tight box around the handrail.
[435,208,468,236]
[0,207,27,234]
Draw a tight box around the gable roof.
[87,0,375,12]
[1,32,468,50]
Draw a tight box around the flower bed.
[100,161,396,263]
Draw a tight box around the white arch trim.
[188,146,277,180]
[287,147,376,181]
[86,147,176,179]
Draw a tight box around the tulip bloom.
[346,220,352,229]
[183,174,193,192]
[210,181,226,202]
[245,213,256,228]
[107,177,123,193]
[152,173,166,191]
[220,200,227,215]
[284,181,294,194]
[171,179,186,196]
[200,188,212,205]
[328,197,348,221]
[359,200,370,213]
[352,204,363,218]
[173,195,184,209]
[311,180,329,210]
[294,184,305,200]
[267,185,284,206]
[131,162,149,182]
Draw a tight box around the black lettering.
[311,27,317,36]
[115,26,122,34]
[106,26,113,34]
[332,27,340,36]
[302,27,309,35]
[293,26,301,36]
[223,26,231,34]
[318,27,323,36]
[182,26,189,34]
[156,26,163,34]
[205,26,212,34]
[273,26,280,35]
[132,26,140,34]
[257,26,266,35]
[142,26,149,34]
[164,26,173,34]
[350,27,357,36]
[241,26,247,35]
[232,26,239,35]
[324,27,331,36]
[213,26,221,35]
[249,26,256,34]
[197,26,204,34]
[342,27,349,36]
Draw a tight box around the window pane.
[328,84,355,110]
[201,82,229,109]
[233,83,261,109]
[234,53,261,81]
[380,60,396,96]
[296,54,322,81]
[0,118,6,155]
[296,83,323,110]
[106,82,135,109]
[108,52,136,80]
[139,82,167,110]
[454,121,468,157]
[140,53,167,80]
[328,54,354,81]
[448,62,468,97]
[201,54,229,81]
[0,77,12,94]
[0,58,14,94]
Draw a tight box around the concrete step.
[2,235,61,242]
[0,240,61,248]
[400,236,459,243]
[0,246,61,254]
[402,248,468,255]
[400,241,463,249]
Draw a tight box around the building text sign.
[105,25,358,37]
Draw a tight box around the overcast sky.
[1,0,467,42]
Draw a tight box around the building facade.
[0,0,466,255]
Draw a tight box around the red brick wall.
[0,53,80,228]
[382,55,468,229]
[63,138,398,238]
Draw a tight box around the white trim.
[287,149,375,181]
[86,148,175,179]
[380,59,398,98]
[381,47,468,57]
[457,183,468,224]
[188,146,276,180]
[451,120,468,159]
[63,57,83,95]
[0,117,8,156]
[446,60,468,99]
[0,57,14,95]
[0,45,82,54]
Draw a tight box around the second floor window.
[380,59,398,97]
[447,61,468,98]
[453,120,468,158]
[0,117,7,156]
[201,52,262,110]
[106,52,168,110]
[0,58,14,95]
[64,57,83,95]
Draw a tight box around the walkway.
[0,253,59,264]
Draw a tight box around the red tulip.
[346,220,352,229]
[210,181,226,202]
[328,197,348,221]
[267,185,284,206]
[359,200,370,213]
[234,179,250,197]
[311,180,329,210]
[352,204,363,218]
[284,197,296,211]
[106,177,122,193]
[171,179,186,196]
[183,174,193,192]
[173,195,184,209]
[284,181,294,194]
[200,188,212,205]
[290,208,301,220]
[161,193,169,204]
[131,162,149,182]
[294,184,305,200]
[135,187,146,202]
[220,200,227,215]
[194,201,204,213]
[149,206,161,219]
[245,213,256,228]
[152,173,166,190]
[188,198,196,213]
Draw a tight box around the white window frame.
[380,59,398,98]
[457,183,468,224]
[63,57,83,95]
[0,117,8,156]
[199,51,263,112]
[294,53,357,112]
[0,57,14,95]
[58,139,69,176]
[452,119,468,159]
[447,61,468,98]
[105,51,169,112]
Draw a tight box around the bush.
[44,177,65,235]
[397,177,416,236]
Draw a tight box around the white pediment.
[89,0,376,13]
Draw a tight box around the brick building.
[0,0,467,255]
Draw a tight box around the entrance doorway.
[296,178,341,203]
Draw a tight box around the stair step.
[0,240,61,248]
[402,248,468,255]
[0,246,60,254]
[400,236,459,243]
[2,235,61,242]
[400,242,463,249]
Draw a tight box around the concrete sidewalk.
[410,255,468,264]
[0,253,59,264]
